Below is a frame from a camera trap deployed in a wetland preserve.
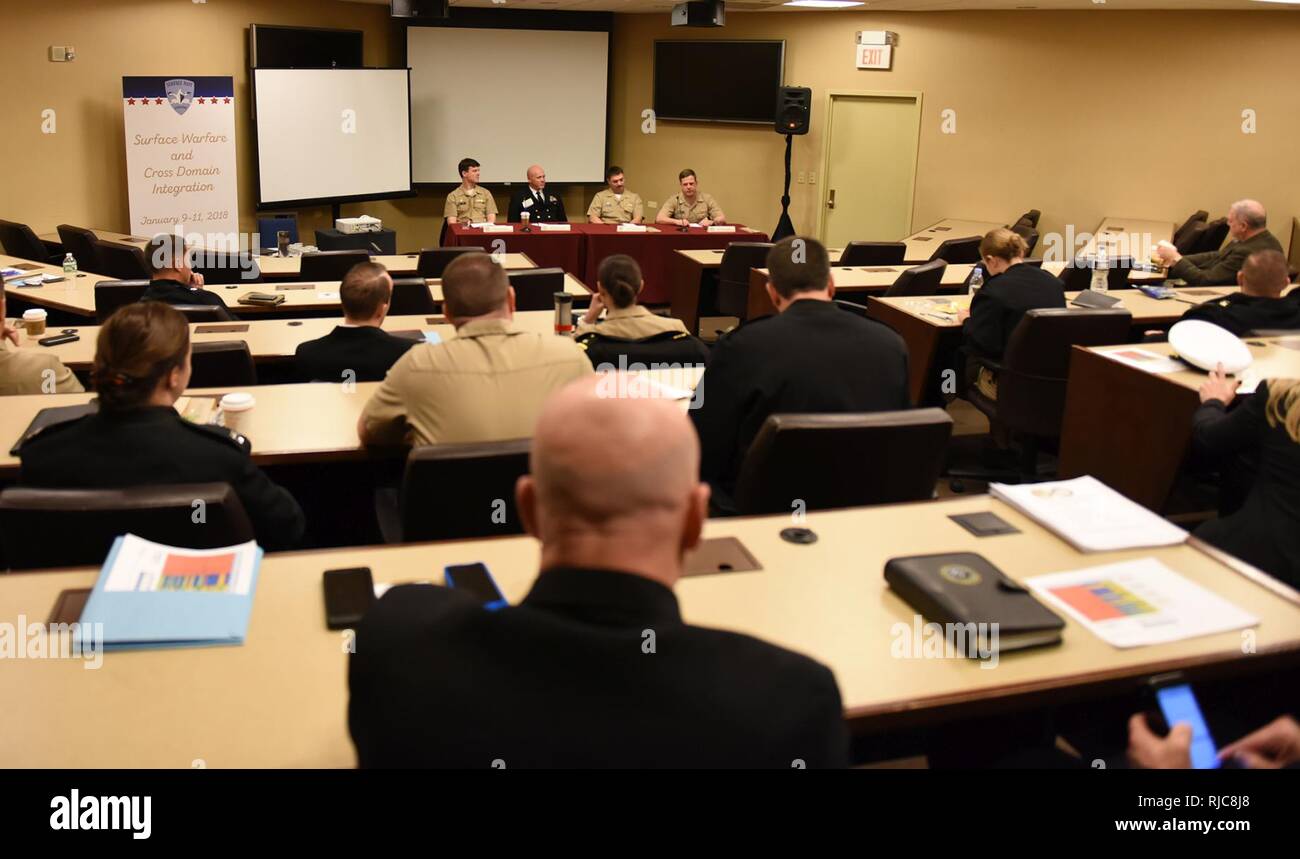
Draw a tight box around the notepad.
[706,225,736,233]
[616,224,648,233]
[77,534,262,650]
[537,223,572,232]
[478,224,512,233]
[991,476,1187,553]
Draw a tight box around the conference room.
[3,0,1299,822]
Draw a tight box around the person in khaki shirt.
[656,169,726,227]
[0,283,84,396]
[577,255,688,340]
[357,254,591,447]
[587,166,644,225]
[443,157,498,225]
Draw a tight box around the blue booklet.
[76,534,262,651]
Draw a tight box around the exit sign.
[855,44,893,70]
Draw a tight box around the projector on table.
[335,216,383,234]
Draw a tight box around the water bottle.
[63,253,77,276]
[1091,243,1109,293]
[968,265,984,296]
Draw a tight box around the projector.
[335,216,383,234]
[671,0,725,27]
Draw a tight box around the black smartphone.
[323,567,375,630]
[38,332,80,347]
[444,563,507,611]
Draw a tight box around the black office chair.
[56,224,104,274]
[837,241,906,266]
[298,250,369,282]
[190,341,257,387]
[716,242,775,321]
[193,251,261,285]
[1191,217,1229,255]
[1057,256,1135,291]
[416,247,485,279]
[884,259,948,297]
[508,268,567,311]
[93,280,150,322]
[731,409,953,515]
[257,214,300,251]
[1016,209,1042,229]
[171,304,228,323]
[576,330,710,369]
[1011,224,1040,256]
[953,308,1134,483]
[0,483,254,571]
[929,235,982,265]
[0,219,59,262]
[1172,210,1209,253]
[388,277,438,315]
[377,440,532,543]
[94,240,149,280]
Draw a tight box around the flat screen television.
[250,24,364,69]
[653,40,784,124]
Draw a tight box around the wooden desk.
[38,228,150,248]
[903,218,1005,263]
[254,252,536,280]
[9,311,557,370]
[1080,216,1174,260]
[867,288,1237,405]
[2,494,1297,767]
[733,264,977,326]
[1059,336,1300,511]
[1,254,112,317]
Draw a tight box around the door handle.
[827,189,836,209]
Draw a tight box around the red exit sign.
[855,44,893,70]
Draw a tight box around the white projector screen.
[253,68,413,206]
[408,27,609,184]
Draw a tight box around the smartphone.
[1151,677,1219,769]
[38,333,80,347]
[444,563,507,611]
[323,567,375,630]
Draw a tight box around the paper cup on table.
[220,392,256,430]
[23,309,47,336]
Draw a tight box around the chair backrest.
[93,280,150,322]
[733,409,954,515]
[837,241,907,266]
[1057,256,1135,291]
[193,251,261,285]
[94,240,149,280]
[1191,217,1229,255]
[0,483,254,571]
[0,219,52,261]
[884,259,948,297]
[389,277,438,315]
[190,341,257,387]
[507,267,566,311]
[399,439,532,542]
[1017,209,1041,228]
[56,224,103,274]
[1172,209,1208,251]
[929,235,982,264]
[1011,224,1040,255]
[257,214,300,250]
[170,304,228,323]
[416,246,485,279]
[298,250,369,282]
[997,308,1134,439]
[576,330,710,369]
[716,241,775,319]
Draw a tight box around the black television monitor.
[653,40,784,124]
[249,24,364,69]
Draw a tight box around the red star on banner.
[197,97,206,105]
[223,97,231,104]
[155,97,164,104]
[126,98,136,105]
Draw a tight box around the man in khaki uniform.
[656,169,726,228]
[587,166,644,225]
[357,254,591,447]
[0,283,84,396]
[443,157,498,225]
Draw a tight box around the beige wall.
[611,10,1299,252]
[4,2,1296,256]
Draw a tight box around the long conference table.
[445,222,771,306]
[1,493,1297,766]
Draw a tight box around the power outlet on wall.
[49,46,76,62]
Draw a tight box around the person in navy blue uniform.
[506,164,567,224]
[294,262,416,382]
[140,233,235,321]
[1181,250,1300,337]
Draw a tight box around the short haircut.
[1241,249,1289,297]
[597,254,642,308]
[340,262,392,320]
[458,157,480,177]
[979,228,1029,263]
[441,253,509,318]
[765,236,831,300]
[678,168,696,182]
[606,165,624,181]
[145,233,191,277]
[1231,200,1268,230]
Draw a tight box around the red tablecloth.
[447,223,770,304]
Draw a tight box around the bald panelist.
[1155,199,1284,286]
[348,374,849,768]
[507,164,567,224]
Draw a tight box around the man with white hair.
[507,164,566,224]
[348,375,849,768]
[1155,199,1283,285]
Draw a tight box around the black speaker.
[670,1,725,27]
[392,0,449,18]
[775,86,811,135]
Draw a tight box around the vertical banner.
[122,76,239,242]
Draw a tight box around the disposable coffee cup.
[220,392,255,428]
[23,309,47,336]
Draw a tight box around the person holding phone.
[1129,713,1300,769]
[0,280,84,395]
[140,233,235,321]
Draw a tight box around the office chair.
[298,250,369,282]
[837,241,906,266]
[507,268,567,311]
[190,341,257,387]
[94,240,149,280]
[884,259,948,297]
[0,219,59,262]
[416,247,485,279]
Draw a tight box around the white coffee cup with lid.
[23,308,47,336]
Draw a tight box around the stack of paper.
[990,475,1186,552]
[537,223,572,232]
[616,224,648,233]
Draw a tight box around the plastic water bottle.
[63,253,77,276]
[968,265,984,296]
[1092,243,1109,293]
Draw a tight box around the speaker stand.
[772,133,796,241]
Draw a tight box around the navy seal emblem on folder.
[165,79,195,115]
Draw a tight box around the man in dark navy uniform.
[1182,250,1300,336]
[295,262,416,382]
[506,165,567,224]
[140,233,236,321]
